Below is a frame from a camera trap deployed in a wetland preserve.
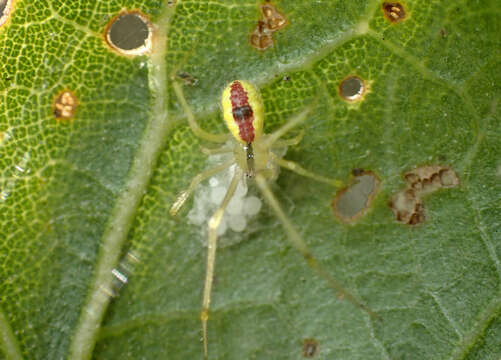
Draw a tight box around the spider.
[170,79,375,358]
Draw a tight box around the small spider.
[170,79,375,359]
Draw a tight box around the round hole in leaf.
[339,76,365,102]
[105,10,152,56]
[0,0,13,27]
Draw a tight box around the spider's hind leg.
[254,172,378,319]
[264,103,343,188]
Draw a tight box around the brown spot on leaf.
[250,20,274,51]
[177,71,198,86]
[333,170,380,223]
[249,2,288,51]
[352,168,365,176]
[389,165,459,225]
[104,10,152,56]
[388,189,424,225]
[53,90,78,120]
[382,2,407,23]
[404,165,459,195]
[302,338,318,358]
[261,3,287,32]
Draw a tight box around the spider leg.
[271,129,304,148]
[200,144,232,156]
[172,81,230,143]
[254,173,379,319]
[170,159,233,216]
[201,169,242,359]
[270,153,343,187]
[265,105,313,146]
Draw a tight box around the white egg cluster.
[188,155,262,241]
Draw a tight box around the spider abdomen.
[222,80,264,144]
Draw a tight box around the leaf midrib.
[0,305,23,360]
[67,6,174,360]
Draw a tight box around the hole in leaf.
[339,76,366,102]
[389,165,459,225]
[0,0,13,28]
[333,170,380,223]
[53,90,78,120]
[382,2,407,23]
[105,10,152,56]
[302,338,319,358]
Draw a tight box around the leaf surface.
[0,0,500,359]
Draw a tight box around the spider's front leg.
[169,79,235,215]
[270,153,343,188]
[169,159,233,216]
[265,103,344,188]
[171,80,230,143]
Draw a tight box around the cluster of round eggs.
[187,154,263,240]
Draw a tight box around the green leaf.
[1,0,500,359]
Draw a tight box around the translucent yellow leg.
[170,159,233,216]
[201,169,242,359]
[172,81,230,143]
[264,106,312,147]
[271,129,304,148]
[270,153,344,188]
[254,173,378,319]
[200,144,232,156]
